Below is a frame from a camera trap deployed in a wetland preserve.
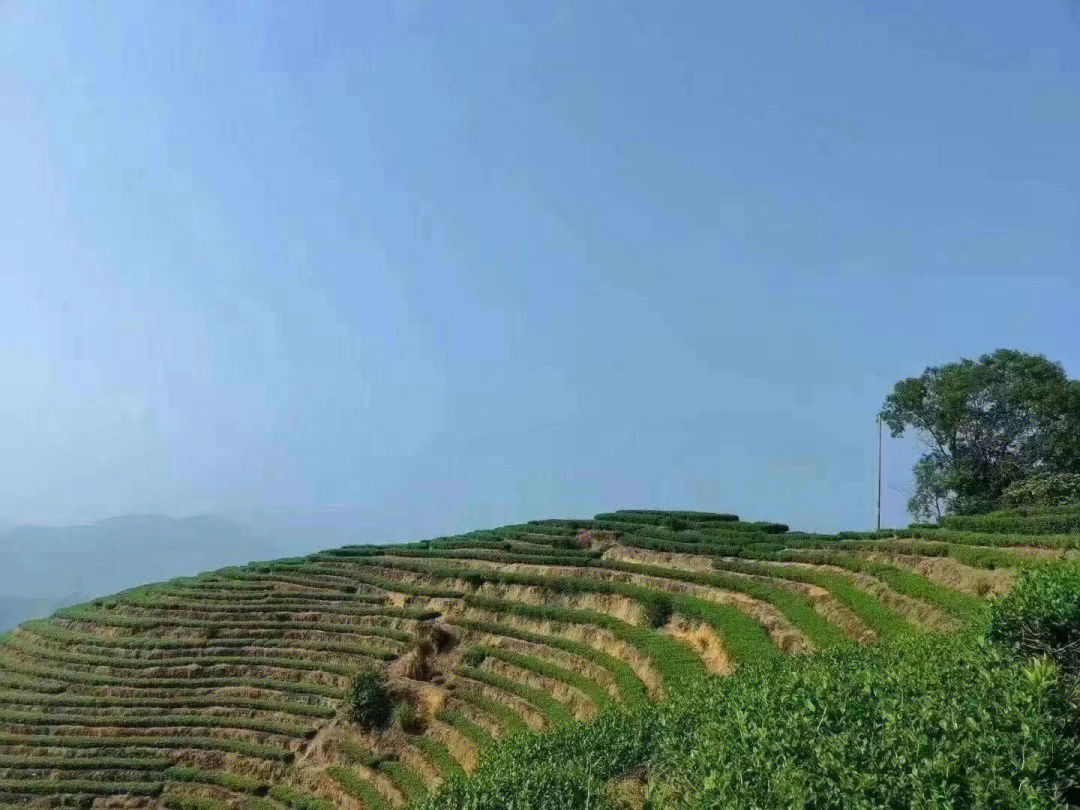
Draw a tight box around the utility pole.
[876,414,883,531]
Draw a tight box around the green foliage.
[347,667,393,729]
[989,564,1080,677]
[641,593,673,628]
[392,700,422,733]
[1003,473,1080,508]
[651,636,1080,809]
[162,796,227,810]
[907,455,953,520]
[412,737,466,783]
[164,767,263,794]
[462,647,487,667]
[434,710,495,751]
[326,766,391,810]
[419,635,1080,810]
[940,506,1080,535]
[0,779,162,797]
[712,557,919,640]
[881,349,1080,517]
[337,737,383,767]
[452,617,649,709]
[594,510,739,525]
[455,689,529,736]
[0,733,291,762]
[473,645,617,715]
[3,507,1073,808]
[457,665,574,726]
[415,708,657,810]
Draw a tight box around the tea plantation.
[2,508,1079,809]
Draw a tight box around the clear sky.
[1,1,1078,541]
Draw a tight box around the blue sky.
[1,1,1078,541]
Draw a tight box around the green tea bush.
[433,710,494,751]
[379,760,428,803]
[457,665,573,726]
[989,564,1080,676]
[347,668,393,728]
[652,635,1080,809]
[642,594,673,629]
[452,617,648,709]
[412,737,465,782]
[455,689,529,735]
[326,766,391,810]
[940,507,1080,535]
[419,634,1080,810]
[416,708,657,810]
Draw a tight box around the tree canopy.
[881,349,1080,518]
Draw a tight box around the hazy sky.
[1,1,1078,539]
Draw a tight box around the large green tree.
[881,349,1080,518]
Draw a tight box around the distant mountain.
[0,593,86,632]
[0,514,283,629]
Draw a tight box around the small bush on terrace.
[347,667,393,728]
[391,700,421,733]
[989,564,1080,677]
[642,594,673,629]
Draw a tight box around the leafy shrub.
[461,572,485,590]
[940,507,1080,535]
[642,594,673,629]
[988,564,1080,676]
[1002,473,1080,509]
[391,701,421,733]
[346,668,392,728]
[462,647,487,667]
[651,636,1080,809]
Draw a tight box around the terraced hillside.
[1,508,1075,810]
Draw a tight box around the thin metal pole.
[876,415,883,531]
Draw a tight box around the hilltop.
[1,508,1078,809]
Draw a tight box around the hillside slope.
[0,509,1075,809]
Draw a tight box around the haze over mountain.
[0,513,285,629]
